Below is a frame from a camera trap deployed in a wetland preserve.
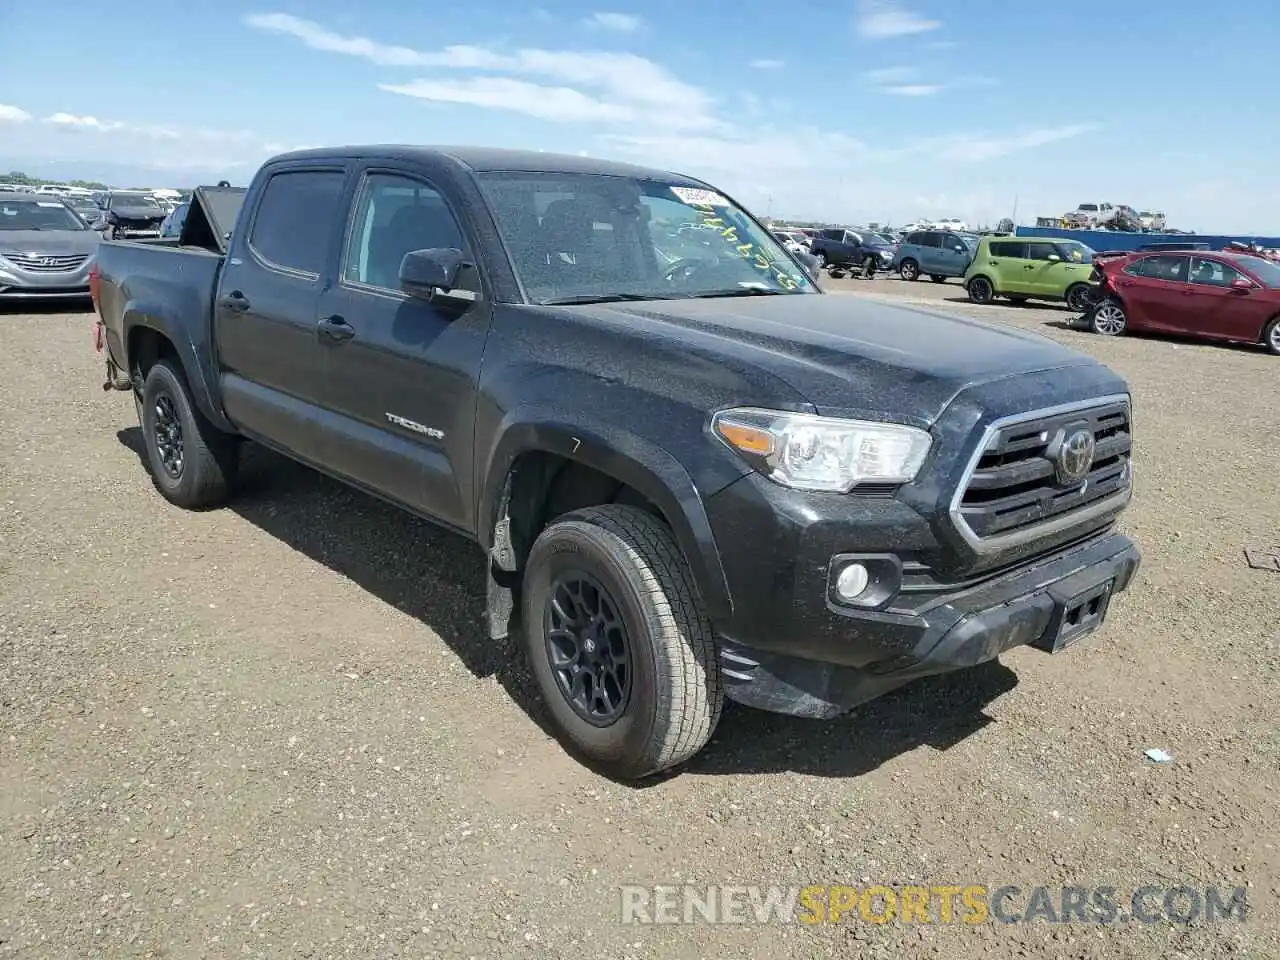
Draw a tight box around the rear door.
[988,240,1032,293]
[215,164,349,463]
[1113,254,1189,331]
[313,165,492,531]
[916,231,944,272]
[1182,256,1270,341]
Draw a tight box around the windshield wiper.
[688,287,788,298]
[539,293,658,305]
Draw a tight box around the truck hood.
[0,230,101,257]
[597,292,1098,425]
[109,206,166,222]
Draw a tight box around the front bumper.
[0,260,94,299]
[704,473,1140,719]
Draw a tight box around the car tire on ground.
[521,504,723,780]
[899,259,919,281]
[967,276,995,304]
[1090,298,1128,337]
[1066,283,1094,313]
[140,358,239,509]
[1263,316,1280,356]
[817,252,829,268]
[930,275,946,283]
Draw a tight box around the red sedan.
[1088,250,1280,355]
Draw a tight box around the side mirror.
[1231,277,1253,292]
[399,247,465,300]
[1047,254,1062,262]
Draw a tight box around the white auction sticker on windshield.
[671,186,729,207]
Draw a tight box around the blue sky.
[1,0,1278,232]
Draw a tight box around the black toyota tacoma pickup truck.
[92,146,1140,779]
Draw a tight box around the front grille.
[5,253,88,273]
[952,397,1131,547]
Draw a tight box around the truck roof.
[270,144,704,184]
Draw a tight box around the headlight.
[711,407,932,492]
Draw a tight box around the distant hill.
[0,156,248,190]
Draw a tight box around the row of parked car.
[768,221,1280,355]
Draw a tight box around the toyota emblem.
[1054,428,1096,485]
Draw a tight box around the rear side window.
[919,232,942,248]
[249,170,346,275]
[989,241,1027,258]
[904,232,923,245]
[1126,255,1188,282]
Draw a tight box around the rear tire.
[1090,298,1127,336]
[140,358,238,509]
[1263,316,1280,356]
[967,276,995,304]
[521,505,723,780]
[899,259,919,281]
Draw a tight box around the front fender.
[478,413,734,621]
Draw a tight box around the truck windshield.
[109,194,159,209]
[0,199,87,231]
[477,172,816,304]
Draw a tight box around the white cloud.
[749,59,785,69]
[380,78,634,124]
[44,113,124,131]
[856,0,942,39]
[585,12,641,32]
[0,104,32,123]
[245,13,711,122]
[884,84,942,96]
[241,13,1115,225]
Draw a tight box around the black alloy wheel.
[544,571,634,725]
[152,392,184,479]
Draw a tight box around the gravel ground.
[1,291,1278,959]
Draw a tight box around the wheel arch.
[478,419,733,639]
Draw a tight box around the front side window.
[344,173,466,291]
[1027,242,1061,261]
[1126,255,1188,283]
[477,173,815,304]
[1189,257,1247,288]
[248,170,346,275]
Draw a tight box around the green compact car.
[963,237,1097,312]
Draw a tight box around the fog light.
[835,563,870,601]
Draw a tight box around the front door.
[1023,240,1071,297]
[1182,257,1269,342]
[313,168,492,532]
[214,166,348,464]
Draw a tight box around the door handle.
[1180,288,1195,296]
[317,314,355,342]
[1024,265,1036,270]
[219,291,250,313]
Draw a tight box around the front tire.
[1090,298,1127,336]
[967,276,995,304]
[899,259,919,281]
[521,505,723,780]
[140,358,238,509]
[1263,316,1280,356]
[1066,283,1094,313]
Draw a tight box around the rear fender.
[123,309,234,432]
